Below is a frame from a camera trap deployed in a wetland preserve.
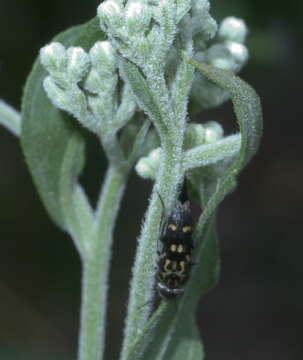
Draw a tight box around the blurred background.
[0,0,302,359]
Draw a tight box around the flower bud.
[135,158,154,179]
[206,42,248,72]
[125,2,151,35]
[135,147,161,180]
[40,42,67,74]
[206,44,233,70]
[218,17,248,44]
[149,147,161,164]
[66,47,90,83]
[89,41,117,74]
[97,0,124,28]
[225,41,249,66]
[184,123,205,149]
[204,121,223,143]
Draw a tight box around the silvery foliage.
[97,1,247,353]
[26,2,251,359]
[39,0,248,177]
[40,40,136,165]
[96,0,248,178]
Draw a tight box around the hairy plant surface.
[0,1,262,359]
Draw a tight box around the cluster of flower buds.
[98,0,151,36]
[40,39,138,140]
[98,0,154,67]
[191,16,249,110]
[211,16,248,72]
[40,0,248,180]
[40,42,90,91]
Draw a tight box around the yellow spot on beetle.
[177,244,184,253]
[170,244,177,252]
[164,259,171,272]
[160,252,166,259]
[182,226,192,233]
[168,224,177,231]
[179,261,186,274]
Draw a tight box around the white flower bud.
[225,41,249,65]
[89,41,117,74]
[184,123,205,149]
[149,147,161,163]
[97,0,124,28]
[206,42,248,72]
[83,69,103,94]
[135,147,161,180]
[135,158,154,179]
[125,2,151,34]
[204,121,224,143]
[40,42,67,73]
[218,17,248,44]
[66,47,90,83]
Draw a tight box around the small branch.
[182,134,241,171]
[121,144,184,360]
[100,134,125,167]
[59,135,92,258]
[0,100,21,137]
[153,1,177,66]
[113,83,137,131]
[73,185,95,255]
[170,23,194,126]
[78,166,127,360]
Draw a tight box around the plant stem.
[121,141,183,360]
[78,166,127,360]
[0,100,21,136]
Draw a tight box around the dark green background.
[0,1,302,359]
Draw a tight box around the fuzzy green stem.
[0,100,21,136]
[183,133,241,171]
[78,166,127,360]
[121,141,183,360]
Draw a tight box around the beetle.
[156,186,194,299]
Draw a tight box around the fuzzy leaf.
[188,60,262,229]
[125,61,262,360]
[183,133,241,171]
[21,18,105,229]
[189,61,262,169]
[120,59,169,139]
[164,317,203,360]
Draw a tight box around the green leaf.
[125,61,262,360]
[58,131,91,255]
[120,59,169,140]
[188,60,263,232]
[21,18,105,230]
[164,317,203,360]
[188,61,262,169]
